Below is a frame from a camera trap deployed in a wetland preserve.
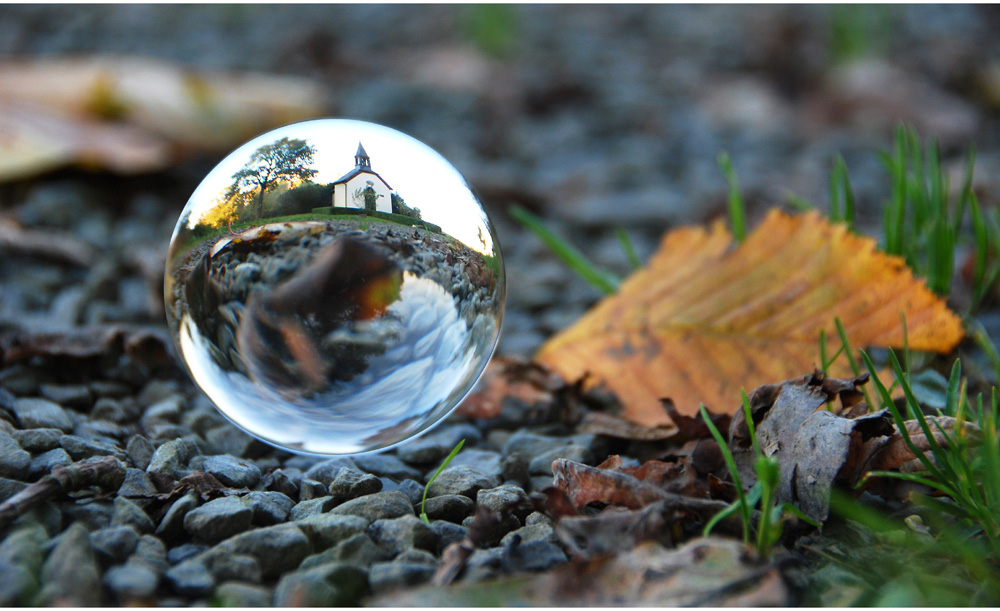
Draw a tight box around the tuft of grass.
[829,154,856,230]
[420,439,465,524]
[718,152,746,243]
[700,396,819,559]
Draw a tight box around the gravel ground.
[2,5,1000,606]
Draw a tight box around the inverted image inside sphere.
[165,119,505,455]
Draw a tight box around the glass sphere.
[165,119,504,455]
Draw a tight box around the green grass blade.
[615,227,642,271]
[835,317,874,408]
[510,205,621,295]
[421,439,465,524]
[718,152,746,243]
[700,404,751,542]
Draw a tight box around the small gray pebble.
[394,548,437,565]
[118,468,159,502]
[352,453,422,481]
[12,428,62,452]
[430,521,468,550]
[293,513,368,551]
[300,532,389,570]
[0,432,31,480]
[330,490,414,524]
[59,435,127,461]
[28,447,71,479]
[329,467,382,502]
[92,397,129,423]
[298,478,328,501]
[368,561,435,592]
[205,552,261,583]
[146,438,194,480]
[426,466,501,499]
[156,491,200,539]
[477,483,531,519]
[289,496,338,521]
[167,543,208,565]
[395,424,482,465]
[112,496,154,533]
[136,380,180,407]
[129,534,169,575]
[422,494,475,523]
[261,468,299,498]
[183,496,254,543]
[89,380,132,399]
[503,539,568,572]
[202,454,261,488]
[206,523,311,579]
[39,384,92,409]
[39,523,101,605]
[90,525,140,564]
[367,514,437,555]
[243,490,295,525]
[439,449,502,479]
[11,398,73,432]
[104,563,160,601]
[273,563,369,606]
[164,559,215,597]
[62,500,115,531]
[501,521,556,547]
[126,435,154,471]
[0,477,27,503]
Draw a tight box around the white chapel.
[331,142,393,214]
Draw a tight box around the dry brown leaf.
[456,356,563,419]
[0,56,324,180]
[536,209,964,427]
[864,416,982,474]
[729,372,896,523]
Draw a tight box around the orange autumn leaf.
[535,209,964,428]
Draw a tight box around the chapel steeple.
[355,142,371,169]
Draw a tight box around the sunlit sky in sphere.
[183,119,494,255]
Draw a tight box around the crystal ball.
[165,119,504,455]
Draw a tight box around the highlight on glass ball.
[164,119,505,455]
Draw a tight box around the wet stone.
[0,432,30,480]
[214,581,273,607]
[273,563,369,607]
[38,384,92,409]
[244,490,295,525]
[395,423,482,465]
[12,427,62,452]
[183,495,254,543]
[11,398,73,432]
[126,435,154,471]
[330,490,414,523]
[90,525,140,564]
[289,496,338,521]
[352,453,421,481]
[29,447,74,478]
[368,514,438,555]
[39,523,101,606]
[202,454,261,488]
[426,465,502,499]
[423,494,475,523]
[368,561,436,592]
[329,467,382,501]
[294,513,368,551]
[112,496,155,533]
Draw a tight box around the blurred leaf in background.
[0,55,325,181]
